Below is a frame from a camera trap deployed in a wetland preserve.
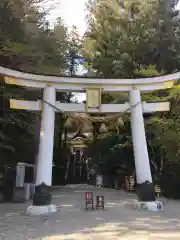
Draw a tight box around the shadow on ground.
[0,185,180,239]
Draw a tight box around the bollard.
[96,196,104,210]
[85,192,94,210]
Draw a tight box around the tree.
[67,25,82,76]
[82,0,180,77]
[0,0,71,171]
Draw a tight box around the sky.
[47,0,87,102]
[48,0,87,36]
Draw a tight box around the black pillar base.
[33,183,52,206]
[136,180,156,202]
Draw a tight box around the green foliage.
[82,0,180,77]
[0,0,69,73]
[83,0,180,197]
[134,65,164,77]
[87,121,134,176]
[0,0,76,169]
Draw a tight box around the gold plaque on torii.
[86,88,101,109]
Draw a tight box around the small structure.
[16,162,35,188]
[64,131,90,184]
[15,162,35,201]
[96,175,103,187]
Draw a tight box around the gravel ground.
[0,184,180,239]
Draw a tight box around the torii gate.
[0,66,177,215]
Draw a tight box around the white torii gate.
[0,66,177,215]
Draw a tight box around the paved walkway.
[0,184,180,239]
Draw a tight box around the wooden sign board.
[96,196,104,210]
[86,88,101,109]
[85,192,94,210]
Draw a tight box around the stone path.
[0,184,180,239]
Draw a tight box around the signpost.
[96,196,104,210]
[85,192,94,210]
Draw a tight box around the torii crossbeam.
[0,65,177,214]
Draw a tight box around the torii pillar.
[129,87,162,211]
[27,85,57,215]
